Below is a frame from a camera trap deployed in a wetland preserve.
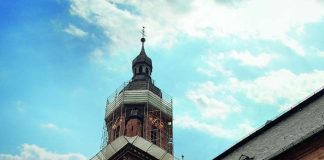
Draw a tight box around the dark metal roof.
[109,143,158,160]
[123,80,162,98]
[213,87,324,160]
[270,127,324,160]
[132,45,152,68]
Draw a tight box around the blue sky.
[1,0,324,160]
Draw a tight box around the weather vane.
[141,26,146,38]
[140,26,146,44]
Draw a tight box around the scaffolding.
[100,81,173,154]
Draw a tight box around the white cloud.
[89,48,105,64]
[197,50,277,77]
[40,123,70,133]
[69,0,324,54]
[88,48,130,74]
[229,51,277,68]
[64,24,88,38]
[69,0,143,53]
[206,69,324,110]
[183,69,324,137]
[0,144,87,160]
[313,47,324,57]
[197,52,232,77]
[196,67,217,77]
[40,123,58,129]
[184,81,254,139]
[280,37,305,56]
[186,81,241,119]
[174,116,254,139]
[235,69,324,110]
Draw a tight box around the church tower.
[91,28,174,160]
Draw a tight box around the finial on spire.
[141,26,146,44]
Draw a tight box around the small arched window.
[146,68,149,75]
[139,66,143,73]
[143,67,146,73]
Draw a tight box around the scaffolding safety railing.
[105,81,173,119]
[100,80,173,152]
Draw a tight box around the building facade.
[91,35,174,160]
[213,88,324,160]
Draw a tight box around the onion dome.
[131,34,153,81]
[132,37,152,68]
[125,27,162,97]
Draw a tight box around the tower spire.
[132,26,152,81]
[91,28,173,160]
[140,26,146,54]
[141,26,146,43]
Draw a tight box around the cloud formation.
[229,51,277,68]
[197,50,277,77]
[194,69,324,111]
[186,81,241,119]
[230,69,324,110]
[0,144,87,160]
[183,69,324,139]
[64,24,88,38]
[174,115,254,139]
[68,0,324,55]
[65,0,324,151]
[40,123,70,133]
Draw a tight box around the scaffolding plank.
[133,136,153,152]
[147,143,167,159]
[106,90,172,118]
[110,136,128,151]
